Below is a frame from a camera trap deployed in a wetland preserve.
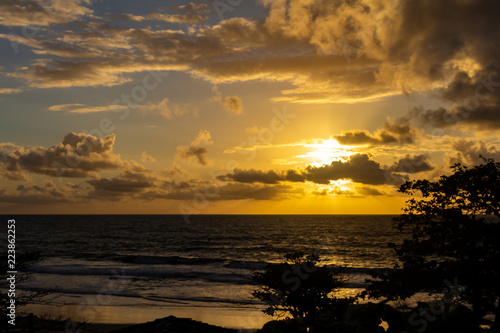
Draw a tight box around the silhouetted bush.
[251,251,353,328]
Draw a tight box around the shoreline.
[23,303,268,331]
[9,316,258,333]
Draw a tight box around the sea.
[5,215,408,328]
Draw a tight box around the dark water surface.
[10,215,406,307]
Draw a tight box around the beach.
[24,303,267,331]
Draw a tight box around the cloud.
[409,68,500,130]
[147,13,208,24]
[49,103,127,113]
[9,59,136,88]
[311,184,385,197]
[0,0,92,27]
[168,3,211,13]
[334,120,419,145]
[138,98,194,119]
[147,2,211,24]
[0,30,118,59]
[0,88,22,94]
[449,139,500,166]
[390,154,434,174]
[0,165,158,204]
[49,98,195,118]
[177,146,208,165]
[212,86,243,115]
[88,178,151,194]
[0,180,86,205]
[48,103,86,111]
[139,182,300,201]
[356,186,384,196]
[0,143,31,181]
[112,13,145,22]
[140,151,156,163]
[312,188,336,196]
[219,154,407,186]
[1,0,499,105]
[219,168,284,184]
[205,0,499,102]
[0,132,122,179]
[217,183,298,201]
[86,160,164,199]
[175,130,213,165]
[223,95,244,115]
[303,154,406,185]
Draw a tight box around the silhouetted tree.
[251,251,352,326]
[366,158,500,328]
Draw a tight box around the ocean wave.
[27,265,253,285]
[26,260,389,288]
[114,254,271,271]
[121,255,228,265]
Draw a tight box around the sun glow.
[309,180,354,197]
[299,139,356,166]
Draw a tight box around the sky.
[1,0,499,214]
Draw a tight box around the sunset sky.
[1,0,499,214]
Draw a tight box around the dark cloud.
[218,168,284,184]
[0,132,122,179]
[219,154,407,186]
[87,178,151,193]
[218,183,297,201]
[387,0,500,77]
[10,59,133,88]
[333,131,381,145]
[390,154,434,174]
[177,146,208,165]
[0,192,67,205]
[356,186,384,196]
[138,182,298,201]
[334,120,419,145]
[285,169,306,182]
[223,96,243,115]
[86,161,161,199]
[449,139,500,166]
[176,130,212,166]
[409,68,500,129]
[303,154,406,185]
[0,181,83,205]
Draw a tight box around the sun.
[299,139,356,166]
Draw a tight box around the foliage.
[1,251,46,320]
[314,303,396,333]
[251,251,353,323]
[257,301,486,333]
[365,158,500,326]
